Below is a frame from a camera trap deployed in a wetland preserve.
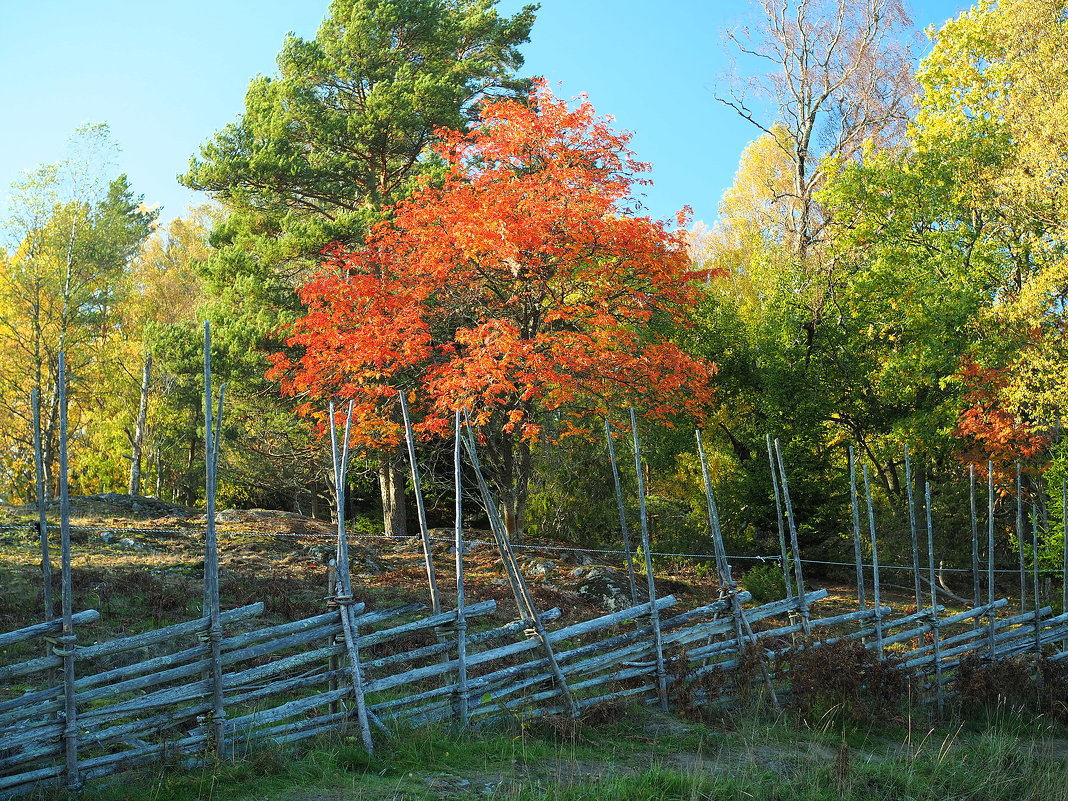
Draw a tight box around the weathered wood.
[774,438,809,632]
[0,610,100,650]
[862,465,884,653]
[924,482,944,716]
[766,434,793,600]
[988,464,997,655]
[57,351,79,791]
[399,390,442,615]
[30,387,52,625]
[904,444,923,611]
[630,410,668,712]
[1017,462,1026,613]
[453,410,469,724]
[605,420,639,605]
[848,448,867,611]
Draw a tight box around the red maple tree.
[269,82,717,537]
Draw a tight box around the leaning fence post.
[202,322,228,759]
[697,429,779,708]
[453,410,469,725]
[605,420,639,606]
[398,391,442,616]
[630,410,670,711]
[862,465,884,656]
[31,387,53,624]
[988,463,996,656]
[460,412,577,718]
[1017,463,1027,614]
[766,434,794,601]
[57,352,80,792]
[925,482,944,718]
[849,447,867,613]
[773,438,809,634]
[329,400,374,752]
[904,445,923,613]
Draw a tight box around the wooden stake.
[862,465,883,656]
[773,438,809,633]
[697,429,779,708]
[904,444,923,613]
[849,447,867,612]
[57,352,79,792]
[766,434,794,600]
[605,420,639,606]
[970,465,981,609]
[988,463,996,656]
[925,482,944,718]
[398,391,442,615]
[31,387,53,623]
[1017,462,1027,614]
[630,410,669,711]
[202,322,227,759]
[1032,503,1041,655]
[328,400,374,752]
[460,412,577,718]
[453,411,469,725]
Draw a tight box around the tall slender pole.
[1032,503,1041,655]
[453,411,468,725]
[1062,478,1067,649]
[202,322,227,758]
[849,447,867,612]
[605,420,639,606]
[766,434,794,600]
[57,352,79,792]
[774,438,809,633]
[329,401,374,752]
[925,482,944,717]
[988,463,996,655]
[904,445,923,612]
[31,387,53,623]
[398,391,442,615]
[698,430,779,708]
[631,409,669,711]
[461,412,577,718]
[970,465,981,608]
[862,466,883,656]
[1017,462,1027,614]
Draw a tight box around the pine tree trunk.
[128,354,151,495]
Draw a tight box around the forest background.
[0,0,1065,573]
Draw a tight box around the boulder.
[523,557,556,578]
[571,565,635,612]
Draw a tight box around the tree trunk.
[379,447,408,537]
[499,436,531,544]
[128,354,151,495]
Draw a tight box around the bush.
[742,562,786,604]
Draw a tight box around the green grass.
[21,706,1068,801]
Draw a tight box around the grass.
[18,705,1068,801]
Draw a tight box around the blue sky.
[0,0,967,230]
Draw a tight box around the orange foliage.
[269,82,718,446]
[954,360,1049,480]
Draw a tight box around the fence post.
[31,387,53,624]
[202,322,228,760]
[460,411,578,718]
[862,465,884,656]
[605,420,639,606]
[329,400,375,752]
[988,464,996,656]
[765,434,793,601]
[849,447,867,613]
[970,465,981,618]
[773,439,809,634]
[398,391,442,615]
[57,352,80,792]
[904,445,923,613]
[1018,462,1027,614]
[453,411,469,725]
[1032,503,1041,657]
[697,429,778,708]
[925,482,944,717]
[630,410,670,712]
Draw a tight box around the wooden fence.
[4,329,1068,797]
